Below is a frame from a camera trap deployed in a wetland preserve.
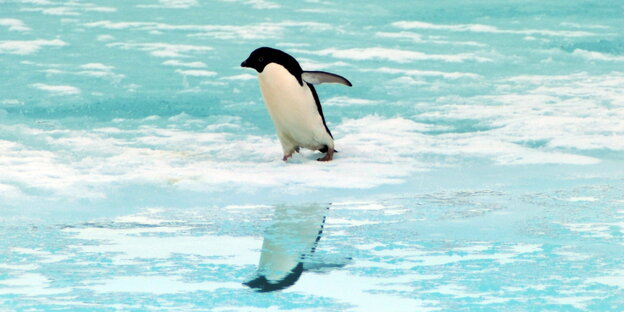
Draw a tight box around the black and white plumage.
[243,204,328,292]
[241,47,352,162]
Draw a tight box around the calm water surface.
[1,0,624,311]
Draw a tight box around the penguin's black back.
[307,83,333,140]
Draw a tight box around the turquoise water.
[2,0,624,310]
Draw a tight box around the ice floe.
[30,83,81,95]
[291,47,492,63]
[0,39,66,55]
[393,21,603,37]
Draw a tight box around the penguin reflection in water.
[241,47,352,162]
[244,204,348,292]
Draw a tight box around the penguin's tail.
[319,146,338,153]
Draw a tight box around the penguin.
[243,204,329,292]
[241,47,352,162]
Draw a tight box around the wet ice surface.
[2,186,624,311]
[2,0,624,311]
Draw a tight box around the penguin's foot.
[317,148,334,162]
[282,146,301,161]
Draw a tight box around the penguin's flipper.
[302,71,352,87]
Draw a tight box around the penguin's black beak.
[241,60,248,68]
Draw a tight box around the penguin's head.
[241,47,302,75]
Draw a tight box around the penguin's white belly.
[258,63,333,152]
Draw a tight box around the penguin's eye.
[258,57,264,62]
